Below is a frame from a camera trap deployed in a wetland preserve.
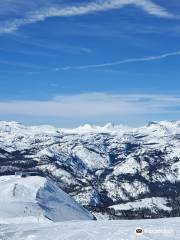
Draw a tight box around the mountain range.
[0,120,180,219]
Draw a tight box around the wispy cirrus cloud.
[60,50,180,70]
[0,0,175,34]
[2,49,180,74]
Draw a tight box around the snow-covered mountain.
[0,120,180,219]
[0,175,93,224]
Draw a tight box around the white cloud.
[60,50,180,70]
[0,0,175,34]
[0,93,179,119]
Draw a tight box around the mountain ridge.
[0,175,94,223]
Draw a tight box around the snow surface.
[0,175,93,224]
[0,217,179,240]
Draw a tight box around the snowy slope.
[109,197,172,213]
[0,120,180,219]
[0,175,93,224]
[0,217,180,240]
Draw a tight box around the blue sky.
[0,0,180,127]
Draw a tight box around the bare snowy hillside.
[0,121,180,219]
[0,175,93,223]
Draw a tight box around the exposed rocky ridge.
[0,120,180,219]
